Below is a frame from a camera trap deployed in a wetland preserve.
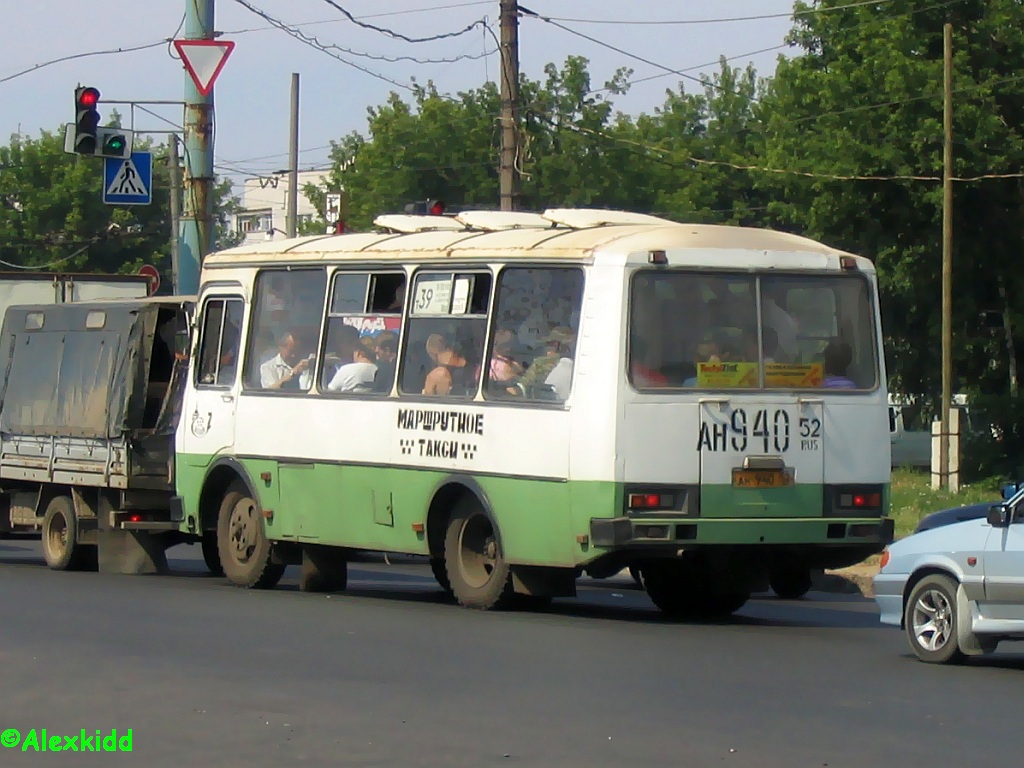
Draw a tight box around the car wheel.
[904,574,966,664]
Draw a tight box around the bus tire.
[444,497,513,610]
[643,562,749,619]
[217,485,285,589]
[430,557,453,595]
[201,531,224,576]
[41,495,89,571]
[770,567,813,600]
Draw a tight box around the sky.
[4,1,799,191]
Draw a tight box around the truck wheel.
[770,567,813,600]
[201,531,224,576]
[41,495,88,571]
[444,497,512,610]
[217,484,284,589]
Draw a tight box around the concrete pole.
[168,134,182,294]
[499,0,521,211]
[940,23,953,490]
[286,73,300,238]
[179,0,215,296]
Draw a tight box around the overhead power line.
[540,0,896,26]
[315,0,487,43]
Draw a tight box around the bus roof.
[206,208,869,271]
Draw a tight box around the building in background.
[232,170,328,244]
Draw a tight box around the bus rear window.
[629,271,878,391]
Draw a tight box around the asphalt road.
[0,537,1021,768]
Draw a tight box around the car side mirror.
[988,504,1010,528]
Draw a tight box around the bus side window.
[244,268,327,390]
[196,298,243,388]
[399,271,491,398]
[319,271,404,396]
[485,267,584,402]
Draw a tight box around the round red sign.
[138,264,160,296]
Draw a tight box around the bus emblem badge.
[191,409,212,437]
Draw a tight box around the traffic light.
[96,126,133,159]
[74,86,100,155]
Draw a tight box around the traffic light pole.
[178,0,216,296]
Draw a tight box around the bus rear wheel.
[217,485,285,589]
[642,562,749,619]
[444,498,512,610]
[770,567,813,600]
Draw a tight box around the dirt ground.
[820,558,881,598]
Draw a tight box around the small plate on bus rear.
[731,469,794,488]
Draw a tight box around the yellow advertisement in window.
[765,363,823,388]
[696,362,758,388]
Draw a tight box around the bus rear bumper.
[589,516,894,554]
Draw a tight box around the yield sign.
[173,39,235,96]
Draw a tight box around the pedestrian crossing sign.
[103,152,152,206]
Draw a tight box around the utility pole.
[939,23,954,490]
[286,73,300,238]
[168,134,182,293]
[499,0,521,211]
[179,0,216,295]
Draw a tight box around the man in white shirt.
[260,331,311,390]
[327,345,378,393]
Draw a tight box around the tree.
[0,127,241,284]
[757,0,1024,402]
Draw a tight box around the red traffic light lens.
[78,87,100,107]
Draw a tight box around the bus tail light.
[825,485,885,516]
[628,492,674,510]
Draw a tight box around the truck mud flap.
[97,528,169,575]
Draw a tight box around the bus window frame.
[317,267,406,397]
[398,266,493,400]
[626,268,881,394]
[194,294,244,390]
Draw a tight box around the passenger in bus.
[260,330,312,391]
[822,339,857,388]
[541,327,576,400]
[422,333,474,396]
[385,282,406,312]
[762,284,799,362]
[631,338,669,387]
[488,328,525,393]
[322,323,361,384]
[516,327,574,395]
[371,332,398,392]
[327,345,378,393]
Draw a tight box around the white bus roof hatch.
[542,208,675,229]
[373,214,467,234]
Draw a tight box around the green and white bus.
[174,208,893,616]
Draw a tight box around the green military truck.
[0,296,200,574]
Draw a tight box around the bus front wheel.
[217,485,285,589]
[444,498,512,610]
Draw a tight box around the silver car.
[874,491,1024,663]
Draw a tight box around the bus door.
[698,399,824,518]
[180,296,244,464]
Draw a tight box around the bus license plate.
[732,469,794,488]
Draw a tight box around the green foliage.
[0,128,239,281]
[889,467,1002,540]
